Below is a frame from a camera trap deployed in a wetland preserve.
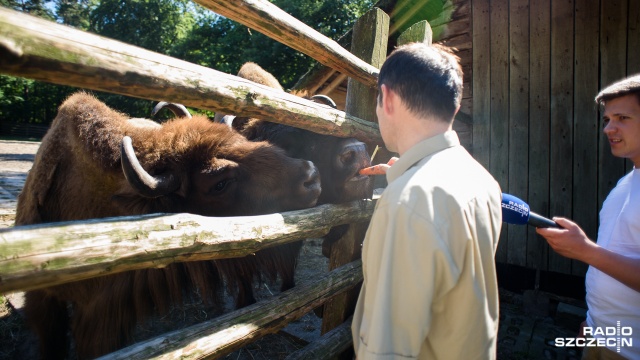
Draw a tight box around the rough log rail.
[0,199,375,294]
[193,0,379,89]
[0,7,382,144]
[98,260,363,360]
[285,317,354,360]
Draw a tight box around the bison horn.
[213,113,236,127]
[311,95,337,109]
[120,136,180,198]
[151,102,192,119]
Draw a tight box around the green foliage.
[2,0,55,19]
[89,0,195,54]
[173,0,372,89]
[390,0,453,41]
[56,0,93,29]
[0,75,78,124]
[0,0,373,134]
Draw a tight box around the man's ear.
[453,104,461,117]
[380,84,395,115]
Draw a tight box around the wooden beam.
[571,0,600,276]
[320,8,389,358]
[99,261,363,360]
[527,0,551,272]
[549,0,574,274]
[192,0,379,88]
[397,20,433,45]
[286,318,353,360]
[507,0,529,267]
[320,73,348,96]
[0,199,376,294]
[0,8,382,144]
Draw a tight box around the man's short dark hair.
[377,43,463,122]
[595,74,640,106]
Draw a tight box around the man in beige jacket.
[352,43,503,359]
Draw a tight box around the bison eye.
[214,179,229,192]
[208,178,236,194]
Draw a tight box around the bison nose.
[303,160,321,190]
[338,139,369,167]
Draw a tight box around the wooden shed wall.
[471,0,640,276]
[291,0,638,276]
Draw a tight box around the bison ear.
[120,136,181,198]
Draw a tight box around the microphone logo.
[501,200,530,218]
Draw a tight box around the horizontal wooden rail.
[194,0,379,89]
[98,260,363,360]
[286,317,353,360]
[0,199,375,294]
[0,8,382,144]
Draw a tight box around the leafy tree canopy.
[0,0,372,130]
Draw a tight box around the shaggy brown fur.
[16,92,321,359]
[215,63,374,309]
[234,62,372,205]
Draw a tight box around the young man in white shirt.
[537,75,640,360]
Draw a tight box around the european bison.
[165,62,373,308]
[15,92,322,359]
[225,62,372,205]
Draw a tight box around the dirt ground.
[0,139,585,360]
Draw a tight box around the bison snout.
[298,160,321,206]
[338,140,369,168]
[303,160,321,190]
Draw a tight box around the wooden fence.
[0,1,432,358]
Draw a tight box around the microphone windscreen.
[501,193,530,225]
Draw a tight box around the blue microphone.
[501,193,560,228]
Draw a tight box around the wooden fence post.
[369,19,434,183]
[320,7,389,356]
[317,17,434,358]
[397,20,433,46]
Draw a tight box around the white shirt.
[586,168,640,359]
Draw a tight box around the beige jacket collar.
[386,130,460,183]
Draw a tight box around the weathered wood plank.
[548,0,574,274]
[490,0,510,263]
[0,8,382,144]
[598,0,628,206]
[571,0,600,276]
[343,7,389,122]
[507,0,530,267]
[432,15,470,42]
[0,199,376,294]
[98,260,363,360]
[626,0,640,173]
[321,8,389,351]
[397,20,433,47]
[472,0,490,165]
[628,0,640,76]
[286,318,353,360]
[438,32,472,51]
[192,0,378,88]
[527,0,551,271]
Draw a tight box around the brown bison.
[159,62,373,307]
[15,92,322,359]
[223,62,372,205]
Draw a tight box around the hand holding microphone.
[501,193,560,228]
